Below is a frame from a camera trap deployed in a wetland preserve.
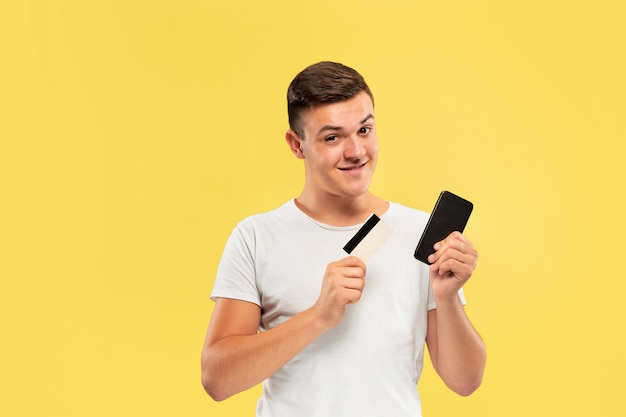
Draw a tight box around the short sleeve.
[210,220,261,306]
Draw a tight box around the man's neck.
[294,192,389,227]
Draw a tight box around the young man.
[201,61,486,416]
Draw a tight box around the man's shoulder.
[387,201,430,222]
[235,200,299,229]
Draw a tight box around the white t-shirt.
[211,200,464,417]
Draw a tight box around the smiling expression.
[291,91,378,200]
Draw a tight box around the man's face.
[297,91,378,199]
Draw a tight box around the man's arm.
[425,231,486,396]
[201,298,328,401]
[201,256,366,401]
[425,304,486,396]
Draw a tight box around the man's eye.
[325,135,339,142]
[358,127,371,135]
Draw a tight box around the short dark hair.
[287,61,374,138]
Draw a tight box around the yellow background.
[2,1,625,416]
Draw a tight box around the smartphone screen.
[414,191,473,264]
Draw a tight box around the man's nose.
[343,136,366,160]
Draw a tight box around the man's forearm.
[430,296,486,396]
[201,307,328,401]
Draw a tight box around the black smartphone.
[414,191,473,264]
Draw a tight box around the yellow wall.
[2,1,625,416]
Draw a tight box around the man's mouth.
[338,161,368,171]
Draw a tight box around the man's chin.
[340,184,371,198]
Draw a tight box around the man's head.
[285,62,378,203]
[287,61,374,139]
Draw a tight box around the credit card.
[343,214,393,262]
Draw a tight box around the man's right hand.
[313,255,367,329]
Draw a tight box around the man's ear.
[285,130,305,159]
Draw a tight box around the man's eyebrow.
[360,114,375,124]
[316,114,375,136]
